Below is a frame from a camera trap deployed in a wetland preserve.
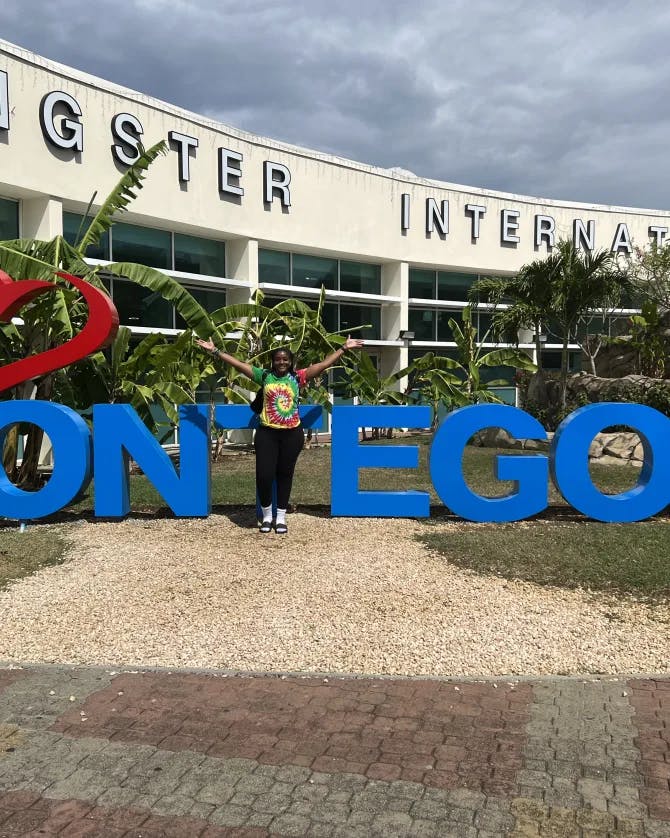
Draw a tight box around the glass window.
[339,304,380,340]
[408,308,436,341]
[195,382,229,405]
[546,318,566,343]
[62,211,110,260]
[477,312,494,340]
[174,233,225,276]
[541,350,581,372]
[437,310,458,342]
[259,248,290,285]
[330,365,350,398]
[113,278,174,328]
[112,223,171,269]
[0,198,19,239]
[175,286,227,329]
[339,261,381,295]
[438,271,475,301]
[409,268,435,299]
[292,253,337,290]
[321,302,339,333]
[541,350,561,370]
[576,315,606,341]
[630,291,645,309]
[481,365,515,384]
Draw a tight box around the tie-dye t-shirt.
[251,366,307,429]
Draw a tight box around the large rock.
[566,372,669,404]
[474,424,642,467]
[602,432,640,460]
[473,427,522,448]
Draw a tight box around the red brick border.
[52,673,532,793]
[629,679,670,821]
[0,791,268,837]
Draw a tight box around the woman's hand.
[194,340,254,379]
[195,338,216,354]
[343,335,364,351]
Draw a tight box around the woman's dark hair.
[270,347,295,373]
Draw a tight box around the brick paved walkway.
[0,666,668,836]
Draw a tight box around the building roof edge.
[1,38,668,217]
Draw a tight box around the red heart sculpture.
[0,269,119,393]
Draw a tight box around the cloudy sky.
[2,0,669,209]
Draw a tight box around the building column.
[223,237,258,443]
[380,260,409,381]
[21,196,63,239]
[225,237,258,305]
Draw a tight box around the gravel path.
[0,514,668,676]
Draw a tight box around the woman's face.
[272,351,291,375]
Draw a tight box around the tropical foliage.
[615,300,669,378]
[408,307,536,427]
[206,288,362,407]
[470,262,554,372]
[472,239,632,408]
[0,140,218,487]
[56,328,207,440]
[340,349,409,438]
[549,241,632,384]
[627,240,670,311]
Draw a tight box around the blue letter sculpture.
[331,405,432,517]
[430,404,549,522]
[0,401,91,519]
[551,403,670,522]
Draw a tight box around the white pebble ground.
[0,515,667,676]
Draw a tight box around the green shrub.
[642,382,670,418]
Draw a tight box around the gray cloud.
[2,0,669,209]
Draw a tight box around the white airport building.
[1,39,668,408]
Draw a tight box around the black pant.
[254,425,305,509]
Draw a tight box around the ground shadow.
[1,503,668,531]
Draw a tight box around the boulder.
[603,432,640,460]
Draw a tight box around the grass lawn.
[1,436,667,600]
[417,520,670,602]
[0,526,68,590]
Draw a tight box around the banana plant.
[0,140,217,487]
[206,287,366,409]
[409,307,537,427]
[339,350,410,438]
[55,328,204,440]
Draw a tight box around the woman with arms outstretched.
[196,337,364,533]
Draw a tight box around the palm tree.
[471,256,558,373]
[548,240,631,405]
[471,252,559,411]
[472,239,632,411]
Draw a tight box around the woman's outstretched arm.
[302,336,364,382]
[195,338,254,380]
